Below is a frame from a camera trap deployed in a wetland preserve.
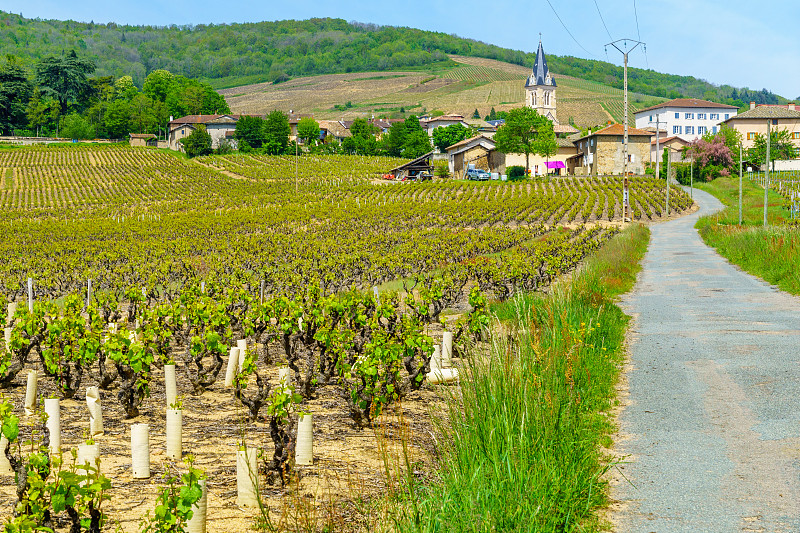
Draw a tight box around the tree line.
[0,11,787,105]
[0,51,229,139]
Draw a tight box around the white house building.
[635,98,738,142]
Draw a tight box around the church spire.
[526,39,556,88]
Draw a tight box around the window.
[532,93,537,106]
[725,114,730,120]
[772,119,778,125]
[685,113,694,119]
[747,132,757,140]
[710,113,719,120]
[697,113,707,120]
[673,126,682,134]
[675,112,680,119]
[697,126,707,135]
[792,132,800,140]
[544,92,550,106]
[685,126,695,135]
[712,126,718,134]
[628,154,635,162]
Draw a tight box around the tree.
[35,50,96,114]
[485,107,497,121]
[494,107,553,175]
[0,57,32,135]
[142,69,174,103]
[472,108,480,119]
[747,129,798,172]
[26,89,60,136]
[297,117,320,145]
[686,134,734,181]
[60,113,95,140]
[128,93,167,134]
[104,99,132,139]
[382,116,430,158]
[263,110,290,155]
[181,125,213,157]
[235,116,266,149]
[342,118,378,155]
[431,123,473,152]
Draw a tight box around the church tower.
[525,38,557,123]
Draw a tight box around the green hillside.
[0,11,786,107]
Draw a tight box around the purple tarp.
[545,161,566,169]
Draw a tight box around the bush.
[181,126,212,158]
[434,162,451,179]
[507,165,526,181]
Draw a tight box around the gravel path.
[613,188,800,532]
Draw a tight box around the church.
[525,38,558,124]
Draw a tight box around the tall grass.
[697,177,800,294]
[394,224,649,532]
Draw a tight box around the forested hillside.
[0,11,785,106]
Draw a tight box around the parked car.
[465,168,491,181]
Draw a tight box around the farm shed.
[129,133,157,147]
[445,135,505,177]
[388,152,434,180]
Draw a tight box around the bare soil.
[0,345,452,532]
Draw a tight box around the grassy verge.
[393,223,650,532]
[696,177,800,294]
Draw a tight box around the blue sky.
[3,0,798,99]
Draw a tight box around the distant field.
[222,55,667,127]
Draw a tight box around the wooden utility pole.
[606,39,644,178]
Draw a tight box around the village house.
[722,102,800,151]
[168,114,240,151]
[635,98,738,142]
[571,123,653,175]
[445,135,505,177]
[419,115,471,137]
[651,136,690,163]
[505,137,577,176]
[318,120,352,144]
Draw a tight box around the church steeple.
[526,37,556,88]
[524,36,558,123]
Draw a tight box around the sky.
[2,0,798,99]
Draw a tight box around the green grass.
[393,224,650,532]
[697,176,800,294]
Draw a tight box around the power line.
[632,0,649,69]
[543,0,597,58]
[593,0,614,41]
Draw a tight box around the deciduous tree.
[494,107,553,175]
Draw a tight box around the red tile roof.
[583,123,654,138]
[638,98,738,114]
[651,136,690,146]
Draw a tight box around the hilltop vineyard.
[0,144,692,531]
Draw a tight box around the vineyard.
[221,54,666,126]
[0,144,693,531]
